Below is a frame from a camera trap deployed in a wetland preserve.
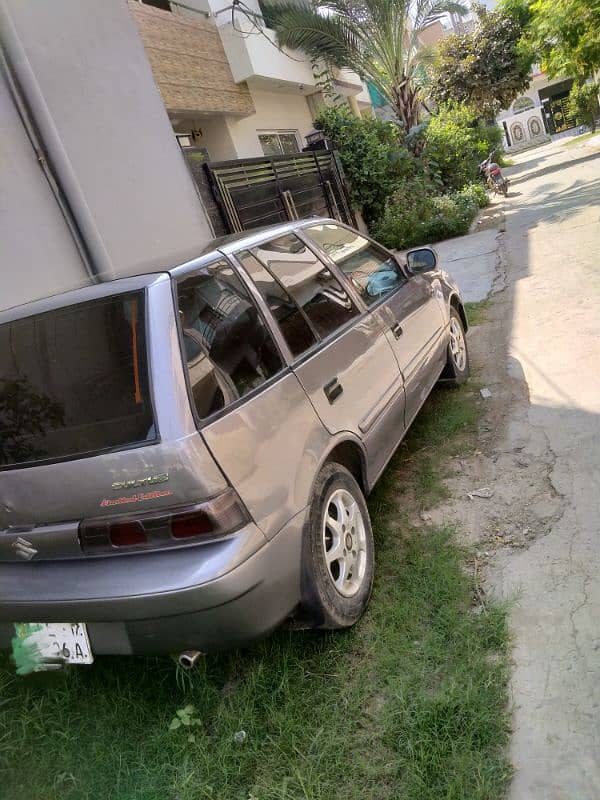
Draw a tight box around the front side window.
[0,292,154,468]
[304,224,406,305]
[248,234,359,343]
[177,260,283,420]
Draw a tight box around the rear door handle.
[390,322,403,339]
[323,377,343,404]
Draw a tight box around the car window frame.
[297,222,412,314]
[172,257,291,430]
[231,232,363,367]
[230,248,321,359]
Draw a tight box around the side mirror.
[406,247,438,274]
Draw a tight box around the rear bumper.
[0,510,306,655]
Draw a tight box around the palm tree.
[259,0,468,130]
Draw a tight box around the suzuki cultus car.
[0,219,469,667]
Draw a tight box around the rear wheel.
[444,308,469,386]
[301,463,374,629]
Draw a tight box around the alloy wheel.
[449,317,467,372]
[322,488,367,598]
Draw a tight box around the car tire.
[301,463,374,629]
[444,307,470,386]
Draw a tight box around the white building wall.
[227,88,314,157]
[499,107,549,151]
[197,116,239,161]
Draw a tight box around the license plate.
[14,622,93,667]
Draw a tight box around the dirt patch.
[416,233,566,581]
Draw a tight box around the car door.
[174,257,332,539]
[302,223,446,427]
[233,233,405,481]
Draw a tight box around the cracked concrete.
[424,138,600,798]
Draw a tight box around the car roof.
[169,217,339,279]
[0,272,170,324]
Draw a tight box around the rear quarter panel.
[201,372,331,539]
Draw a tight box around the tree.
[428,3,534,117]
[422,104,503,190]
[526,0,600,80]
[567,81,600,132]
[259,0,467,131]
[313,105,415,222]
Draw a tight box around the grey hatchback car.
[0,219,469,666]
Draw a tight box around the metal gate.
[204,151,355,233]
[548,93,576,134]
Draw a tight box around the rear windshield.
[0,291,155,468]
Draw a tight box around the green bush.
[314,105,490,247]
[314,106,415,224]
[567,82,599,133]
[423,105,503,191]
[457,181,489,209]
[373,181,485,250]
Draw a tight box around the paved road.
[498,137,600,798]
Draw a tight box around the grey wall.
[0,70,88,309]
[0,0,214,311]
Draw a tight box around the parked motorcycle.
[479,151,509,197]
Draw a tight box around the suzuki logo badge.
[12,537,37,561]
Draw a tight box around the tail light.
[79,488,249,555]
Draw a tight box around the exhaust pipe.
[178,650,204,670]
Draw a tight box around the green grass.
[564,130,600,148]
[0,386,511,800]
[464,299,492,328]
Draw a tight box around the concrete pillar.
[347,95,361,118]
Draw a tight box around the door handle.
[390,322,403,339]
[323,377,343,404]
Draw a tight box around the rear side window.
[246,234,359,347]
[0,292,154,468]
[304,223,406,305]
[176,259,284,420]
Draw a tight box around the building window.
[138,0,172,11]
[258,131,301,157]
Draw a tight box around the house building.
[129,0,372,161]
[496,67,579,151]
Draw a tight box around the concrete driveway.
[496,136,600,798]
[432,227,501,302]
